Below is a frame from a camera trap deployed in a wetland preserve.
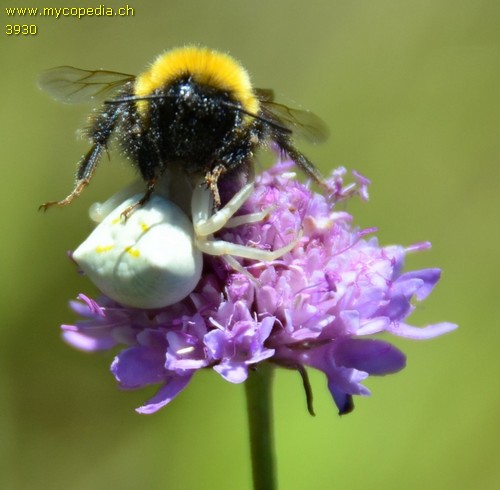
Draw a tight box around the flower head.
[62,160,457,414]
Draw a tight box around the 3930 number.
[6,24,37,35]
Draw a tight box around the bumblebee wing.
[38,66,135,104]
[256,88,329,144]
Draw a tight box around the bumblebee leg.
[119,176,158,220]
[39,143,105,211]
[205,164,227,208]
[40,102,121,212]
[274,134,325,186]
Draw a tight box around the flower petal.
[333,338,406,375]
[214,361,249,383]
[111,346,166,388]
[136,375,193,414]
[387,321,458,339]
[61,328,117,352]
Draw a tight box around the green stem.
[245,364,276,490]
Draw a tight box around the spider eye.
[72,194,202,309]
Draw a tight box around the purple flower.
[61,160,457,414]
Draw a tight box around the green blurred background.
[1,0,498,488]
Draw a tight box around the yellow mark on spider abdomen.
[124,246,140,258]
[95,245,114,253]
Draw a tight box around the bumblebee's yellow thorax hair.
[134,46,259,116]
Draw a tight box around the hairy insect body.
[39,46,327,213]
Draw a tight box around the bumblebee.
[39,45,328,214]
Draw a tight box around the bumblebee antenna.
[223,102,292,134]
[104,94,176,104]
[105,95,292,134]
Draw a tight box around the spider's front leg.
[191,182,300,263]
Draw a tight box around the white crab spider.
[73,177,298,309]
